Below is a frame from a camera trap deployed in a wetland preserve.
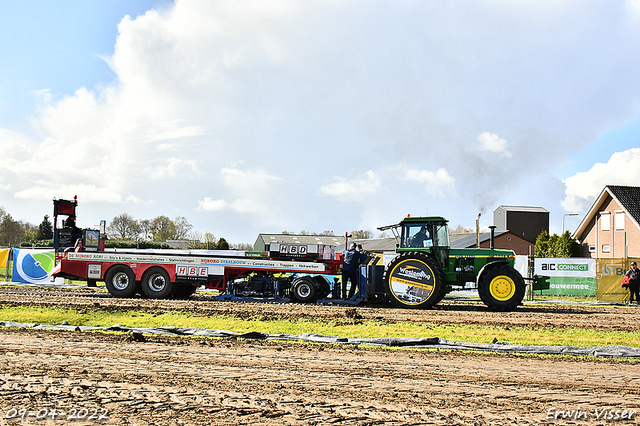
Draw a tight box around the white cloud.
[477,132,512,158]
[1,1,640,243]
[146,157,199,179]
[319,170,381,202]
[197,197,230,211]
[563,148,640,213]
[628,0,640,20]
[220,168,284,192]
[405,168,456,196]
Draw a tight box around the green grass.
[1,304,639,348]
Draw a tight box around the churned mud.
[0,286,639,425]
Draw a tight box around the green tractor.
[378,215,525,310]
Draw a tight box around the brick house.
[573,185,640,258]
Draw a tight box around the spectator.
[625,261,640,305]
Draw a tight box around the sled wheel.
[291,277,317,303]
[173,285,198,299]
[141,267,174,299]
[104,265,139,298]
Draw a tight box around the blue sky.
[0,1,162,127]
[1,0,640,245]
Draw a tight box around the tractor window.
[433,223,449,247]
[403,224,433,248]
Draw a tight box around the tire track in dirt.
[1,286,639,331]
[0,329,639,425]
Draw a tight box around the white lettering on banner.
[550,284,590,290]
[67,252,327,272]
[535,258,595,278]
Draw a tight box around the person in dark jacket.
[342,242,366,299]
[625,261,640,305]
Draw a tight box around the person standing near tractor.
[625,261,640,305]
[342,242,366,299]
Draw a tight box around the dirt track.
[0,286,640,425]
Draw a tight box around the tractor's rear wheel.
[478,265,525,311]
[382,252,445,309]
[291,277,317,303]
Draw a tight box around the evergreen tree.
[36,215,54,240]
[215,237,230,250]
[535,230,579,258]
[534,230,550,257]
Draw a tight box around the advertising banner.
[11,248,57,284]
[596,259,638,302]
[534,258,596,296]
[0,248,9,268]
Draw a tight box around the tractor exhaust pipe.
[475,213,481,248]
[489,225,496,250]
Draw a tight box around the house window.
[600,212,611,231]
[615,211,625,230]
[602,244,611,253]
[589,246,596,253]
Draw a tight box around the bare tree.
[108,213,140,240]
[173,216,193,239]
[150,216,176,242]
[138,219,152,240]
[231,242,254,250]
[450,224,473,234]
[351,229,373,239]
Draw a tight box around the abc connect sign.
[534,258,596,295]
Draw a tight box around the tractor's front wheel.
[478,265,525,311]
[382,252,446,309]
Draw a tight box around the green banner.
[534,258,596,296]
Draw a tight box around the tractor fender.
[475,260,510,285]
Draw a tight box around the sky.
[1,0,640,245]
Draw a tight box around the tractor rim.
[489,275,516,301]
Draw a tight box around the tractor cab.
[378,216,450,266]
[399,217,449,249]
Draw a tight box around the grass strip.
[0,304,639,348]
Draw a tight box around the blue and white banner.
[11,248,60,284]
